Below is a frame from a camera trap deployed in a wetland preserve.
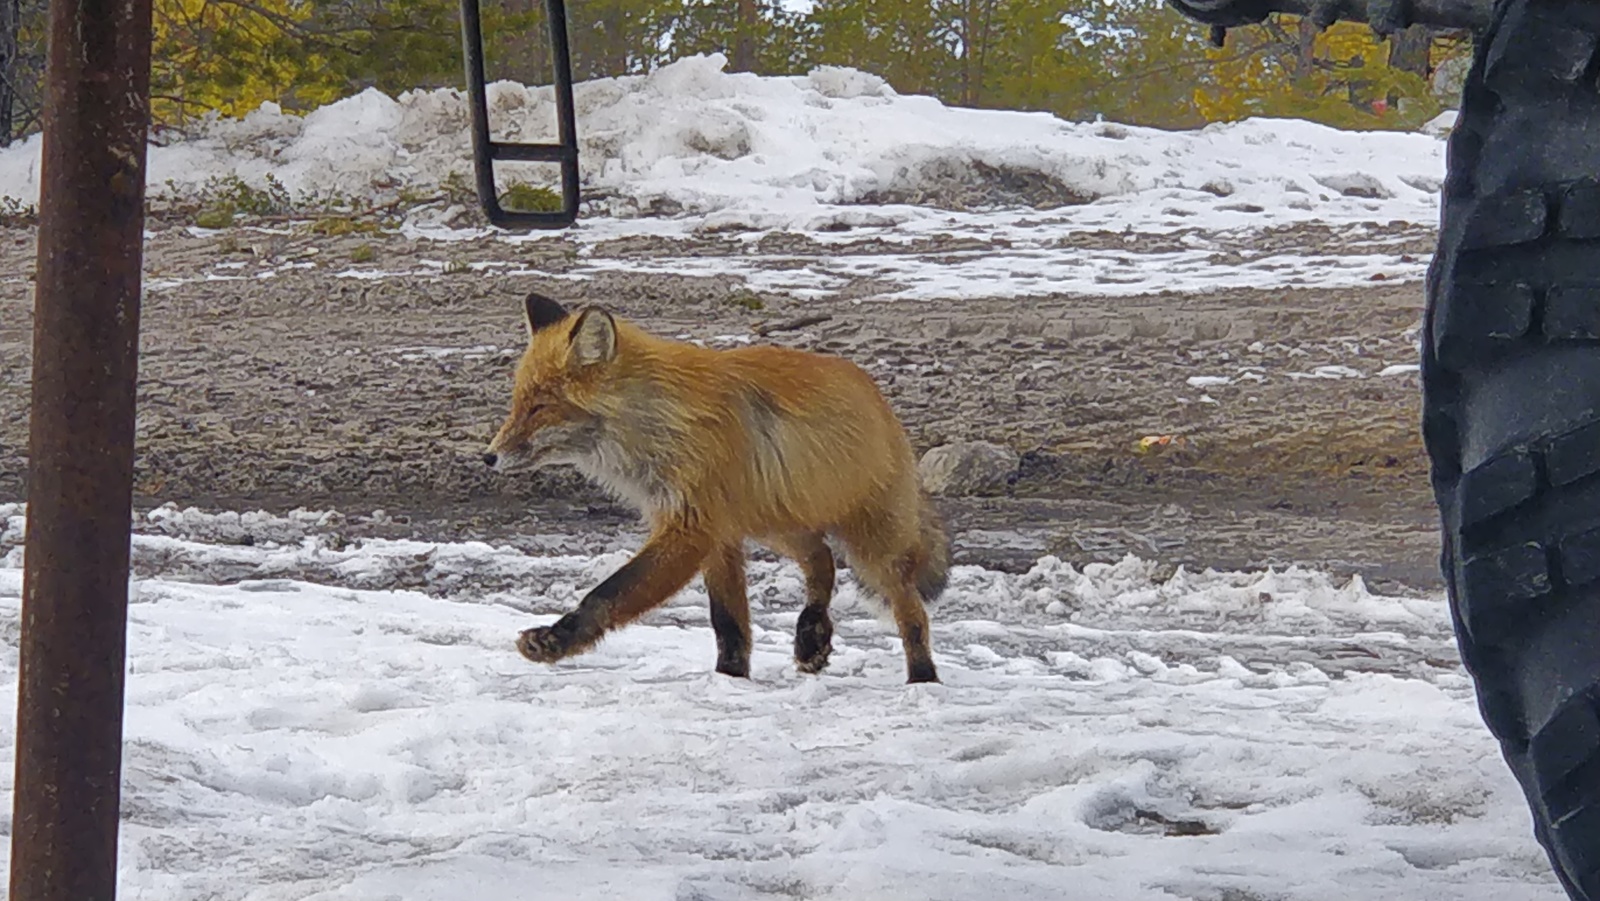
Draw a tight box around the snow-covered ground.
[0,54,1523,901]
[1,54,1449,298]
[0,504,1563,900]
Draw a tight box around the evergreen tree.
[669,0,814,75]
[0,0,1480,140]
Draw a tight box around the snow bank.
[0,503,1448,641]
[0,54,1447,235]
[0,502,1560,899]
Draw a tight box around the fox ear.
[524,292,569,339]
[568,307,618,367]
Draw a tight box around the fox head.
[482,292,622,474]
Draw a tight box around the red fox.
[484,292,949,683]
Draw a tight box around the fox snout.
[482,430,525,472]
[482,427,522,472]
[484,414,568,473]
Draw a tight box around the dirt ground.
[0,222,1443,591]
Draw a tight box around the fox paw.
[715,656,751,679]
[795,647,831,675]
[517,626,569,663]
[795,634,832,674]
[794,606,833,674]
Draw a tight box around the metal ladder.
[458,0,581,229]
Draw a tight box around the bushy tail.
[915,488,950,603]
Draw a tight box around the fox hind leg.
[856,563,938,684]
[703,543,752,678]
[836,513,939,684]
[887,584,938,684]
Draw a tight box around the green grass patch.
[499,183,563,213]
[195,207,236,229]
[725,291,765,312]
[307,216,381,237]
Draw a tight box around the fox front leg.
[518,526,711,664]
[701,544,751,678]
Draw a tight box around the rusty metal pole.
[9,0,153,898]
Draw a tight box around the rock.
[1312,172,1393,199]
[918,441,1019,497]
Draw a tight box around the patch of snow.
[142,243,1432,300]
[1290,364,1366,380]
[391,344,507,361]
[0,54,1446,245]
[0,55,1456,299]
[0,504,1564,899]
[1422,110,1459,138]
[1380,363,1422,377]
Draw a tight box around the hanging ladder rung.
[490,142,577,164]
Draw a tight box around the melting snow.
[0,504,1563,899]
[1,54,1447,299]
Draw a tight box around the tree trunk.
[1388,24,1433,77]
[589,2,629,80]
[972,0,993,107]
[1294,14,1317,80]
[959,0,978,105]
[0,0,17,145]
[1386,24,1434,107]
[502,0,544,86]
[731,0,757,72]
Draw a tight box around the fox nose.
[482,453,498,468]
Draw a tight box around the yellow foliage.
[1192,19,1441,130]
[152,0,343,124]
[125,0,1454,138]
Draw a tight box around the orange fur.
[486,293,948,683]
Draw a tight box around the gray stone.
[918,441,1019,497]
[1313,172,1393,199]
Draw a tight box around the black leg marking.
[710,596,750,678]
[704,544,751,679]
[517,558,642,663]
[902,621,939,684]
[516,526,709,666]
[794,604,834,674]
[907,659,940,684]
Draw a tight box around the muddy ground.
[0,222,1443,591]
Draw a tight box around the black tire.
[1428,2,1600,898]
